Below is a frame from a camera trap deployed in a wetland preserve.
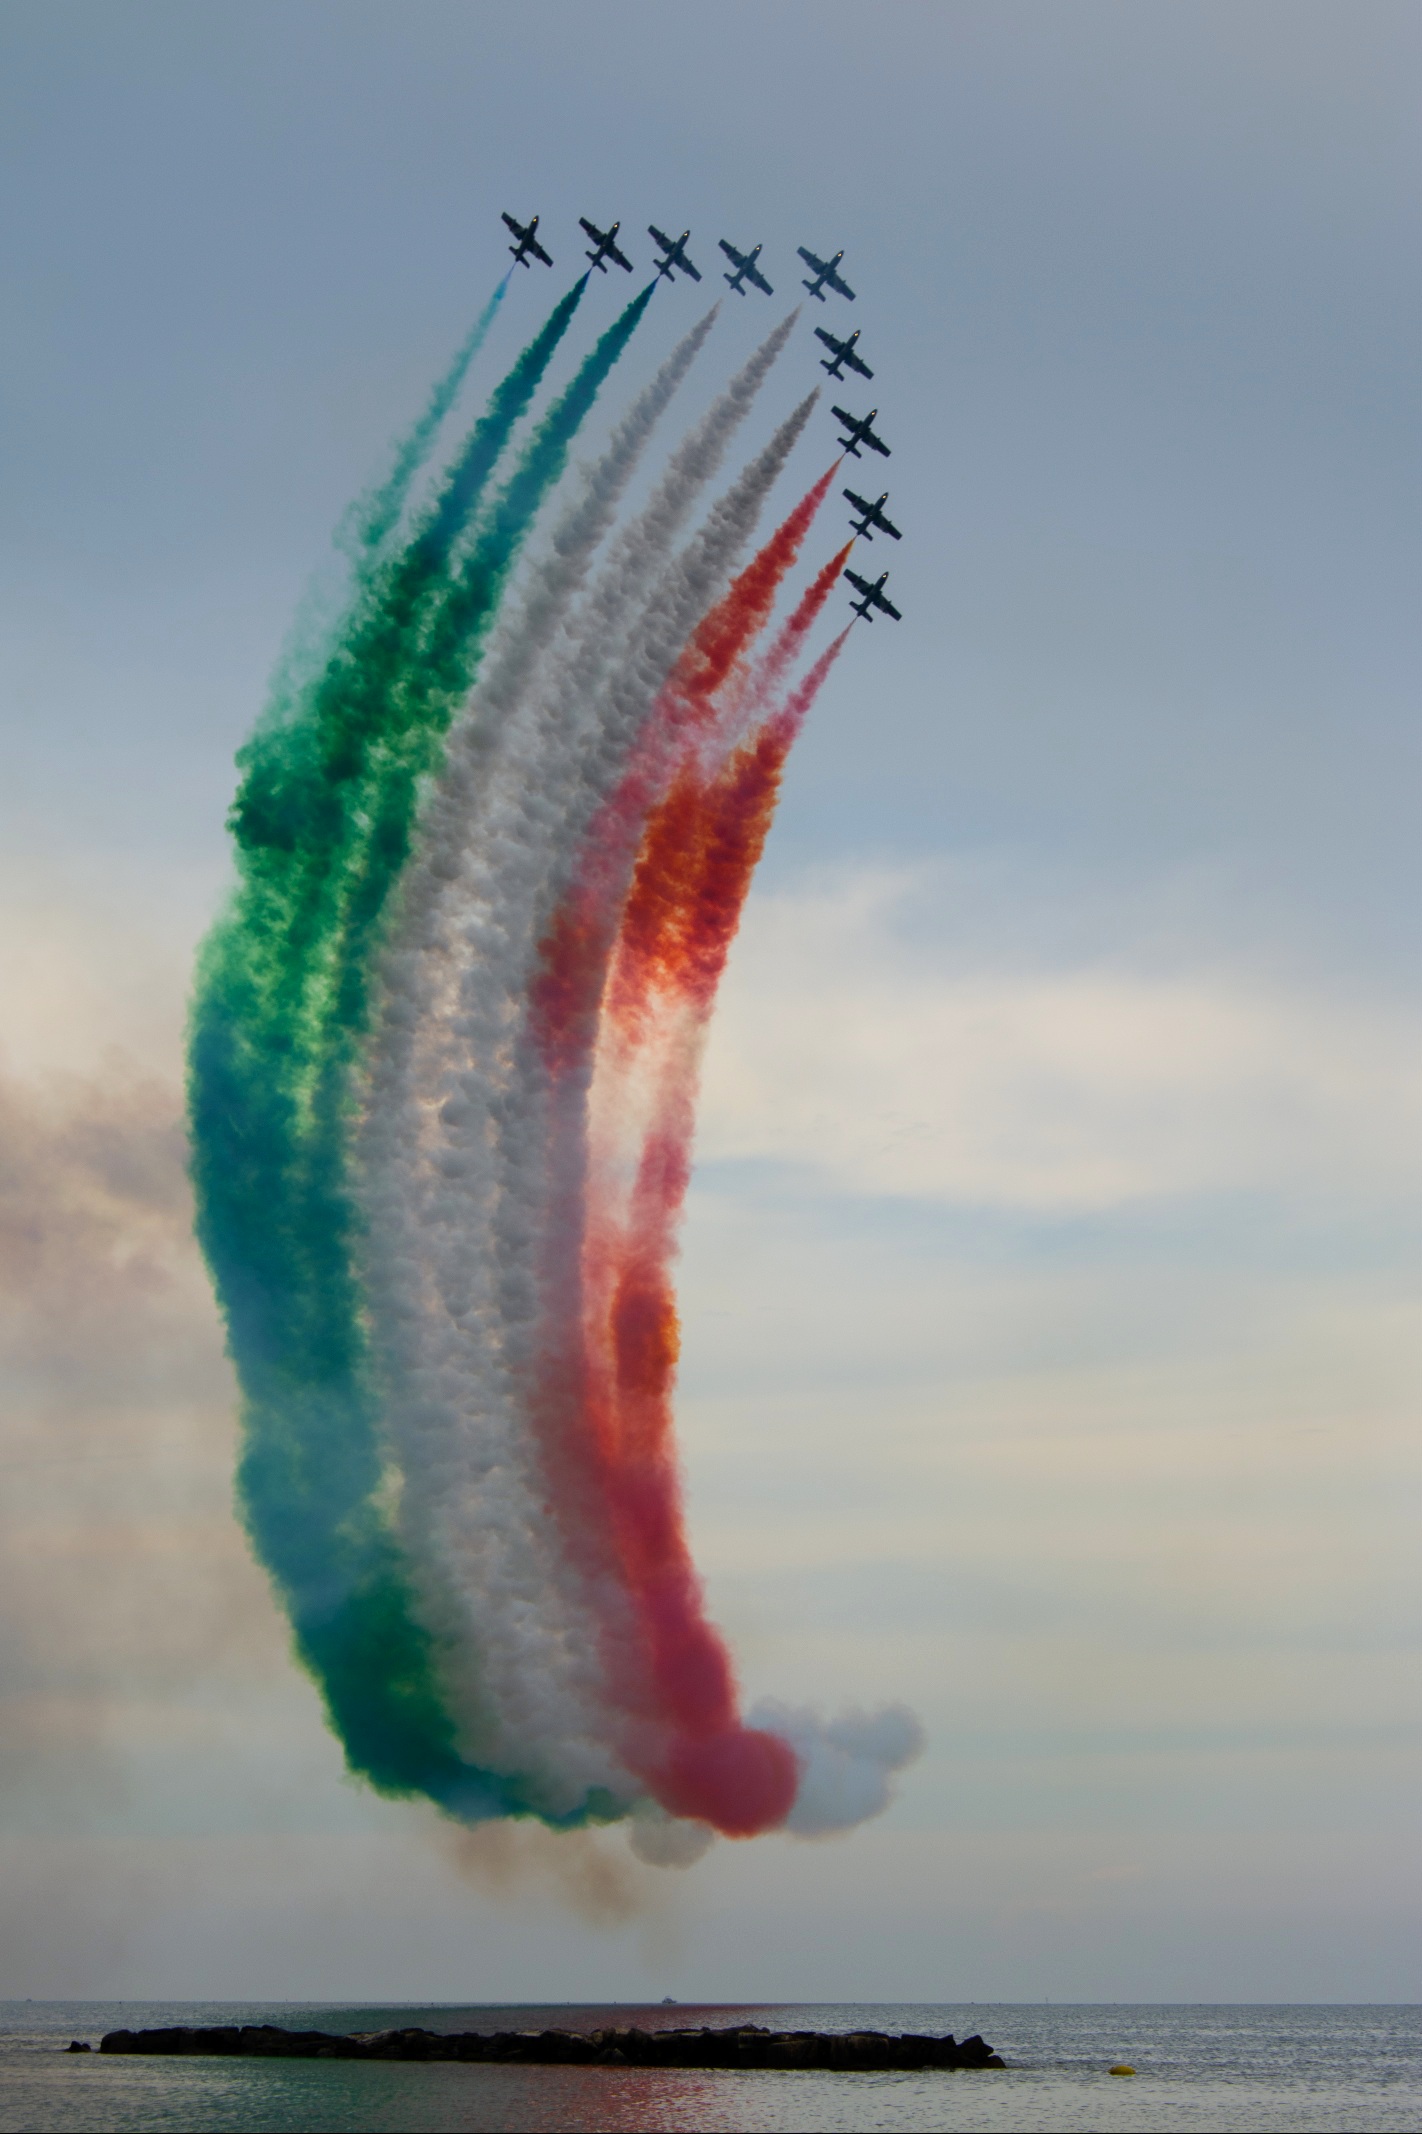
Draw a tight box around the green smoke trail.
[187,276,653,1820]
[343,273,512,563]
[267,280,514,771]
[312,281,660,1065]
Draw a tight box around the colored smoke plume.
[749,1702,927,1836]
[186,271,924,1853]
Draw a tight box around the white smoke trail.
[362,338,817,1819]
[471,392,822,1787]
[551,387,820,897]
[372,305,723,1158]
[531,310,802,758]
[359,314,722,1818]
[519,386,823,1226]
[375,310,797,1180]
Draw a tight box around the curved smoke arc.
[188,273,923,1846]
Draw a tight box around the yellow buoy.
[1109,2063,1136,2076]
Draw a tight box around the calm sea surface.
[1,2001,1417,2133]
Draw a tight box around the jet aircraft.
[718,239,773,295]
[798,246,856,302]
[816,326,872,381]
[832,405,890,459]
[844,489,901,541]
[580,218,634,273]
[502,212,552,268]
[648,227,702,282]
[845,568,902,622]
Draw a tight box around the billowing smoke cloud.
[627,1802,717,1869]
[748,1702,927,1836]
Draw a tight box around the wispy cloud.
[699,865,1422,1209]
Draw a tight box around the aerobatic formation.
[188,211,917,1862]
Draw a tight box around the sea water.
[1,2000,1418,2133]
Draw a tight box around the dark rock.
[65,2041,91,2053]
[845,2030,897,2065]
[94,2018,1006,2071]
[761,2036,820,2067]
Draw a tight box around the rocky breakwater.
[99,2022,1006,2070]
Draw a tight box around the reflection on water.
[2,2002,1420,2134]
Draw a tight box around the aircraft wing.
[528,236,553,265]
[826,265,856,300]
[845,346,872,377]
[502,212,526,237]
[877,510,902,540]
[579,217,601,241]
[797,246,826,273]
[718,239,745,268]
[745,260,773,293]
[651,227,699,277]
[606,238,633,271]
[875,591,902,620]
[844,570,874,597]
[865,426,890,457]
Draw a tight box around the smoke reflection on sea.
[1,2002,1419,2133]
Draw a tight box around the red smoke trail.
[534,465,841,1057]
[524,472,846,1837]
[570,628,852,1834]
[529,463,842,1210]
[713,540,853,755]
[605,739,784,1033]
[658,460,841,728]
[763,623,854,750]
[746,541,853,707]
[607,628,853,1034]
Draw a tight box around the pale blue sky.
[0,1,1419,2001]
